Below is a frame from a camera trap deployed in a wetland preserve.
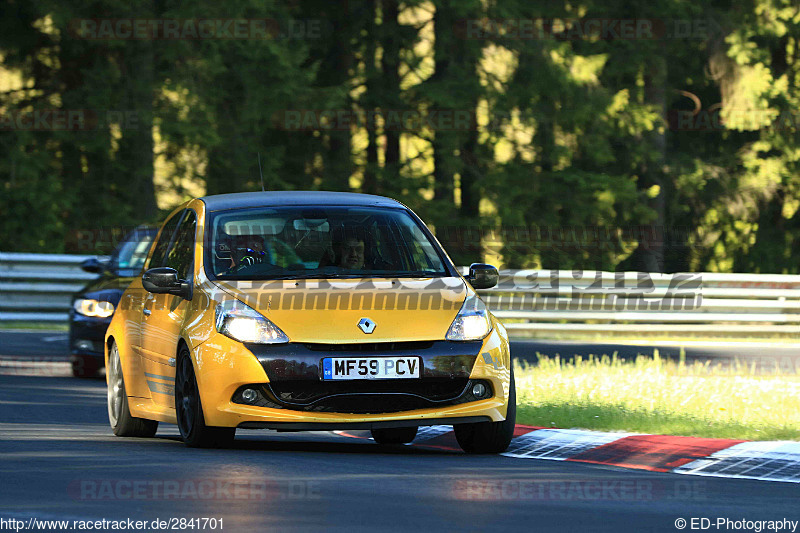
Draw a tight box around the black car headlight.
[73,299,115,318]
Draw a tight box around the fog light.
[472,382,487,398]
[75,340,93,351]
[241,389,258,404]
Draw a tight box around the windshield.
[110,228,156,276]
[206,206,450,280]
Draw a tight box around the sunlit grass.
[514,351,800,441]
[505,329,800,343]
[0,321,68,331]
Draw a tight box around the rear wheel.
[175,347,235,448]
[107,342,158,437]
[454,369,516,454]
[371,426,418,445]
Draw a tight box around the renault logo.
[358,317,376,334]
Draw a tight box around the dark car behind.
[69,226,157,377]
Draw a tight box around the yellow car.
[105,192,515,453]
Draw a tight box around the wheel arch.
[175,336,214,420]
[106,335,116,367]
[177,336,190,357]
[105,332,148,399]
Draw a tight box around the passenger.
[324,227,391,271]
[337,237,365,269]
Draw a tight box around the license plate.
[322,357,421,380]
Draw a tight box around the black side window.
[165,211,197,280]
[147,211,183,269]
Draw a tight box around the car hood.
[75,273,138,304]
[211,277,469,343]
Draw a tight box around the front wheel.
[371,426,418,445]
[454,368,516,454]
[175,347,235,448]
[107,342,158,438]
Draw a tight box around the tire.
[371,426,418,445]
[107,342,158,438]
[175,347,235,448]
[454,368,516,454]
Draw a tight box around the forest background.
[2,0,798,273]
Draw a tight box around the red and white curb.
[0,357,72,377]
[674,441,800,482]
[338,425,800,484]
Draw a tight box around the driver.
[225,234,267,274]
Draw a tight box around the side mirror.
[80,258,105,274]
[466,263,499,290]
[142,267,192,300]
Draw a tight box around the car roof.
[124,225,158,239]
[133,224,158,233]
[200,191,406,212]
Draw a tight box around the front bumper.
[186,326,512,428]
[69,311,111,362]
[238,416,492,431]
[237,340,486,413]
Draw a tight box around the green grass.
[0,321,68,331]
[514,351,800,441]
[508,331,800,343]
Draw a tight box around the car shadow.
[148,432,464,456]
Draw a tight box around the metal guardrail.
[473,269,800,340]
[0,254,798,341]
[0,253,103,322]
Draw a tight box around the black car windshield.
[206,206,450,280]
[109,228,156,276]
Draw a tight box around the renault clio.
[105,192,515,453]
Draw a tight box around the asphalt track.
[0,331,799,532]
[0,331,72,358]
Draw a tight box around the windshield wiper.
[389,271,444,278]
[223,271,446,281]
[258,273,367,280]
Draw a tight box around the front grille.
[245,340,483,381]
[271,378,468,403]
[232,379,493,414]
[302,341,435,352]
[240,340,486,412]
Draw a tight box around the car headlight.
[215,300,289,344]
[446,293,492,341]
[73,299,115,318]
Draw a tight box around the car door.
[128,213,182,363]
[140,209,196,406]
